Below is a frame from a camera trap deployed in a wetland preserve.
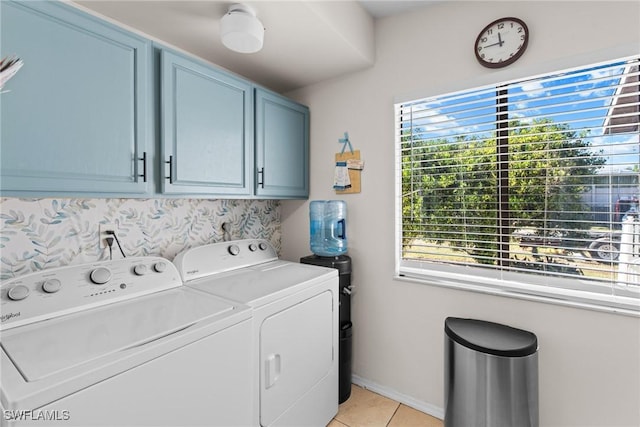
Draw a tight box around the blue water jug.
[310,200,347,256]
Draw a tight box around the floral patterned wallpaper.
[0,198,280,280]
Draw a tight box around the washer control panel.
[0,257,181,330]
[173,239,278,282]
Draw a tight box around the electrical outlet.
[99,223,116,248]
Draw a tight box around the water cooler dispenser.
[300,200,353,403]
[301,254,352,403]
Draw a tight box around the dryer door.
[260,290,334,426]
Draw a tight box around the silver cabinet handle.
[258,167,265,188]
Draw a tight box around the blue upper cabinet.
[0,1,150,196]
[160,50,254,196]
[255,89,310,199]
[1,1,309,199]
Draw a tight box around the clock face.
[475,17,529,68]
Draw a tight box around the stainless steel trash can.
[444,317,538,427]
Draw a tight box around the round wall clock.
[475,17,529,68]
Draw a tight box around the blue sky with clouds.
[400,58,639,175]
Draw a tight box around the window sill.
[394,272,640,318]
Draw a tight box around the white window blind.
[396,57,640,314]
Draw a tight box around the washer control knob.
[153,262,167,273]
[259,242,268,251]
[90,267,111,285]
[42,279,62,293]
[133,264,148,276]
[248,243,258,252]
[228,244,240,256]
[8,285,30,301]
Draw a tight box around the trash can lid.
[445,317,537,357]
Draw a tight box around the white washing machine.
[0,257,253,427]
[173,239,339,427]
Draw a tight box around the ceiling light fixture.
[220,3,264,54]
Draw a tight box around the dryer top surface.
[185,260,337,306]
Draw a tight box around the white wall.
[282,2,640,425]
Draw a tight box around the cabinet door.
[161,51,253,196]
[255,89,309,199]
[0,1,150,196]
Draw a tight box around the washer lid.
[187,260,337,306]
[1,288,236,382]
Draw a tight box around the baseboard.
[351,374,445,420]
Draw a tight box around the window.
[396,57,640,314]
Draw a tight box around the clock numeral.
[497,23,504,29]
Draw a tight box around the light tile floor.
[329,385,443,427]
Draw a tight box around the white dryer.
[174,239,339,427]
[0,257,253,427]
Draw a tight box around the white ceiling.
[72,1,438,93]
[359,0,440,18]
